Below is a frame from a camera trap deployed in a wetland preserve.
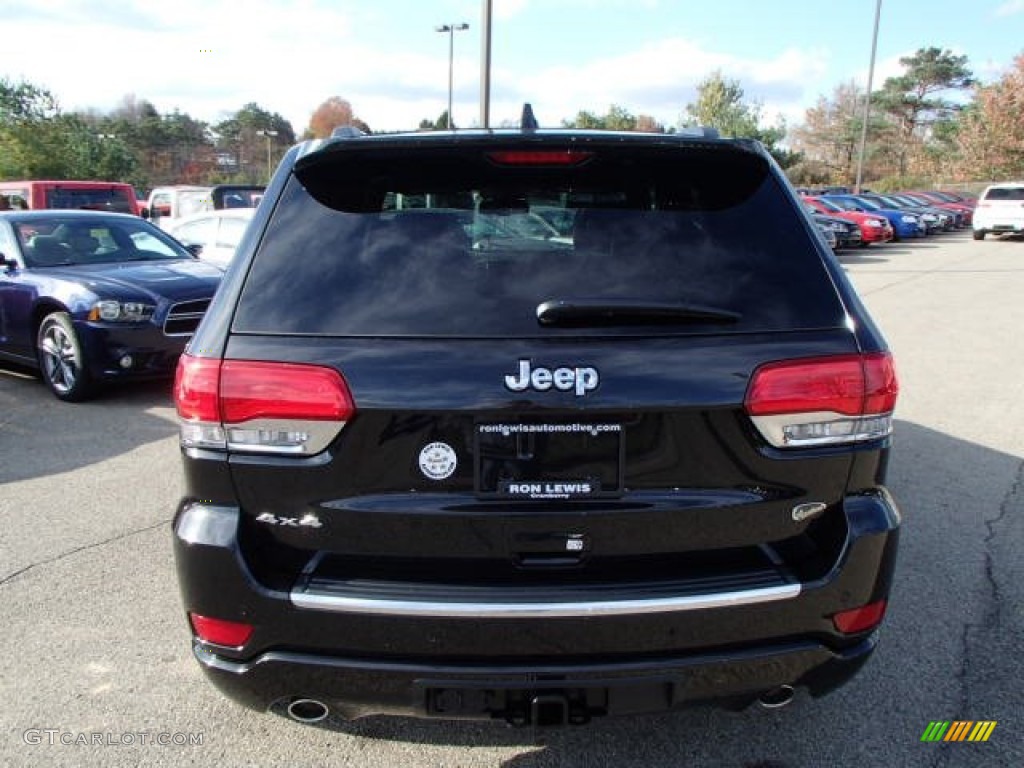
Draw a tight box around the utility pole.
[480,0,492,129]
[436,23,470,130]
[854,0,882,193]
[256,129,278,182]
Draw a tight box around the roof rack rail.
[676,126,721,139]
[330,125,367,139]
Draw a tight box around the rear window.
[234,142,846,337]
[44,187,135,213]
[983,186,1024,201]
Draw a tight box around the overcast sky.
[4,0,1022,134]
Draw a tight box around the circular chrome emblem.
[418,442,457,480]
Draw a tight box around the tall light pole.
[854,0,882,193]
[480,0,492,129]
[436,22,469,130]
[256,129,278,181]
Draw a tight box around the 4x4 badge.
[504,359,599,396]
[255,512,323,528]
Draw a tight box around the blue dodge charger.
[0,210,223,401]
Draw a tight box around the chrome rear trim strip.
[291,584,801,619]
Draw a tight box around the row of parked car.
[802,188,980,250]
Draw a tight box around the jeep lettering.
[504,359,599,396]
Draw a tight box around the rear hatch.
[203,135,886,603]
[977,184,1024,229]
[44,183,138,214]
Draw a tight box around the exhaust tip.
[287,698,330,723]
[758,685,795,709]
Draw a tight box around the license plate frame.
[474,421,625,499]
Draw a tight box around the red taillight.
[862,353,899,413]
[174,354,355,455]
[486,150,593,166]
[174,355,222,422]
[746,353,898,417]
[832,599,887,633]
[745,353,898,448]
[189,613,253,647]
[220,360,353,423]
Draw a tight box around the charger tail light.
[189,612,253,647]
[174,354,354,455]
[832,599,887,634]
[745,352,897,448]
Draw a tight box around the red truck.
[0,180,140,216]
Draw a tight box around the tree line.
[791,47,1023,189]
[2,46,1021,194]
[0,87,364,193]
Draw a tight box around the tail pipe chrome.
[286,698,330,723]
[758,685,796,709]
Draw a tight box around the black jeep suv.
[172,126,900,727]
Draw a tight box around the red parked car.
[907,191,974,227]
[0,180,140,216]
[804,196,894,245]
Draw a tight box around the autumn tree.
[950,53,1024,180]
[789,82,866,183]
[634,114,665,133]
[305,97,368,138]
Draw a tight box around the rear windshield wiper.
[536,298,741,327]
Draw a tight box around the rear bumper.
[173,489,900,722]
[974,220,1024,233]
[194,635,877,723]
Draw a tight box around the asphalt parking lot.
[1,231,1022,767]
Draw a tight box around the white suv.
[973,182,1024,240]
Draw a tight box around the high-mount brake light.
[174,354,354,455]
[486,150,593,167]
[745,353,897,448]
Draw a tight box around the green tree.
[682,72,796,168]
[683,71,757,137]
[1,78,59,122]
[91,96,211,188]
[1,78,136,181]
[215,103,296,184]
[418,110,454,131]
[562,109,607,129]
[872,47,975,177]
[562,105,637,130]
